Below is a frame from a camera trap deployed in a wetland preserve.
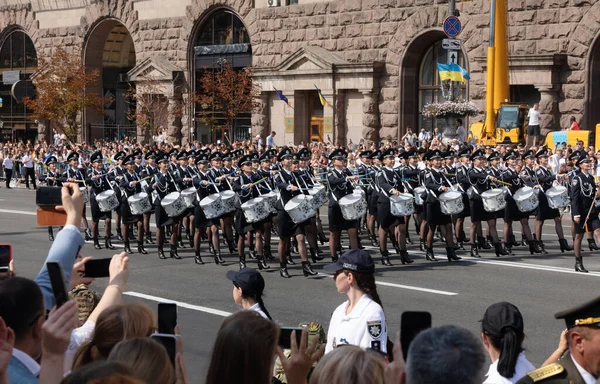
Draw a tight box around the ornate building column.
[361,90,380,146]
[333,90,345,147]
[535,84,560,135]
[167,95,183,144]
[252,92,270,139]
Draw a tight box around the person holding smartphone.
[323,249,387,355]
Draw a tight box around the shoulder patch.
[526,363,564,382]
[367,320,383,339]
[573,178,578,186]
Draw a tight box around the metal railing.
[88,124,137,143]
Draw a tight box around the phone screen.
[158,303,177,335]
[278,327,304,349]
[150,333,177,365]
[400,311,432,360]
[0,245,11,270]
[46,262,69,308]
[36,187,63,206]
[83,258,112,278]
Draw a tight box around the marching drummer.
[357,151,377,246]
[233,153,270,271]
[275,147,318,278]
[152,151,182,260]
[423,149,461,262]
[297,148,325,263]
[61,151,92,241]
[173,150,194,249]
[88,151,115,250]
[467,149,508,257]
[209,151,237,255]
[119,154,147,255]
[400,150,422,249]
[534,147,572,253]
[484,151,506,249]
[40,155,62,242]
[257,150,277,261]
[366,150,382,248]
[141,151,158,246]
[454,148,472,249]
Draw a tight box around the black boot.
[264,246,275,261]
[470,244,480,258]
[310,248,324,263]
[93,238,102,250]
[145,233,155,245]
[503,242,513,256]
[228,241,237,254]
[478,237,492,250]
[538,240,548,254]
[494,242,509,257]
[318,232,328,245]
[158,246,167,259]
[280,261,291,278]
[48,227,54,242]
[292,239,299,254]
[419,238,425,252]
[177,239,186,248]
[369,234,378,247]
[390,236,401,254]
[105,236,115,250]
[559,238,573,252]
[286,252,295,265]
[124,241,133,254]
[84,229,92,241]
[214,250,224,265]
[446,247,461,261]
[257,255,269,270]
[331,251,339,262]
[249,251,257,260]
[239,254,246,270]
[137,240,148,255]
[380,250,393,266]
[575,257,589,273]
[170,244,181,259]
[527,240,541,255]
[302,261,318,277]
[194,248,204,265]
[400,250,414,265]
[521,235,527,246]
[425,247,438,261]
[128,230,136,241]
[357,237,364,250]
[588,238,600,251]
[117,229,123,241]
[510,234,520,247]
[406,232,413,244]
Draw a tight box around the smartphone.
[0,245,11,272]
[83,258,112,278]
[46,262,69,308]
[278,326,304,349]
[400,311,432,360]
[36,186,63,206]
[158,303,177,335]
[150,333,177,365]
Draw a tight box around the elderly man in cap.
[517,295,600,383]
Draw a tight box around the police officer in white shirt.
[226,267,272,320]
[527,103,541,147]
[21,150,36,189]
[323,249,387,354]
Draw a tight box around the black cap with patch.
[481,302,524,337]
[323,249,375,274]
[226,267,265,295]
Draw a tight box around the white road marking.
[0,208,36,216]
[316,273,458,296]
[471,259,600,277]
[124,291,232,317]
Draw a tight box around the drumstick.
[584,193,598,232]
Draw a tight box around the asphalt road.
[1,185,599,383]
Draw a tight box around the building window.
[418,41,466,131]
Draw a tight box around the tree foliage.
[23,47,109,142]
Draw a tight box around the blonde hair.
[309,346,386,384]
[107,338,175,384]
[72,303,156,370]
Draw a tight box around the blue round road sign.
[443,16,462,38]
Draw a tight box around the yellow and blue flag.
[314,85,333,108]
[274,87,291,107]
[437,63,470,83]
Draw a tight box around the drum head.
[220,190,235,198]
[339,193,361,205]
[98,190,113,198]
[514,187,533,199]
[163,192,180,203]
[482,189,503,198]
[200,194,220,205]
[441,191,461,200]
[547,186,567,196]
[242,197,263,208]
[285,195,305,210]
[414,187,425,194]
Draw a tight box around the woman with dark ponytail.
[323,249,387,355]
[226,267,272,320]
[481,302,535,383]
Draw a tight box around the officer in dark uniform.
[367,150,382,247]
[40,155,62,241]
[88,151,115,250]
[119,154,147,255]
[257,149,277,260]
[297,148,325,262]
[141,151,158,245]
[516,295,600,383]
[61,151,92,240]
[400,150,421,246]
[209,151,237,254]
[455,148,472,247]
[110,150,127,241]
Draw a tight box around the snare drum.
[546,185,569,209]
[220,190,240,214]
[128,192,152,215]
[414,187,426,205]
[80,187,89,203]
[181,187,198,208]
[96,189,119,212]
[309,184,328,209]
[200,193,225,219]
[390,194,415,216]
[439,190,465,215]
[241,197,271,223]
[285,194,316,224]
[161,192,187,217]
[481,188,507,212]
[261,191,279,213]
[338,193,367,221]
[513,186,539,212]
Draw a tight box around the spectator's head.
[205,310,279,384]
[0,277,45,357]
[456,118,463,126]
[481,302,526,379]
[406,325,486,384]
[107,338,175,384]
[227,267,271,320]
[271,131,276,137]
[571,116,577,123]
[73,303,155,369]
[309,345,385,384]
[61,361,138,384]
[533,103,539,110]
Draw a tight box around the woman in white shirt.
[481,302,535,384]
[226,267,272,320]
[323,249,387,355]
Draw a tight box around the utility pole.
[448,0,455,16]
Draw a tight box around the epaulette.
[525,363,564,382]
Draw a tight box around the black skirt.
[154,200,182,228]
[120,197,142,224]
[536,192,560,221]
[470,198,494,222]
[456,193,470,218]
[504,195,529,222]
[368,192,379,215]
[425,201,451,226]
[329,204,357,232]
[574,210,600,234]
[194,206,219,228]
[90,197,112,222]
[377,200,404,229]
[277,210,306,238]
[235,208,267,234]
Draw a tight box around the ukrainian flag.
[314,85,333,108]
[437,63,470,83]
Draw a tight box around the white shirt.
[266,135,275,147]
[404,134,416,147]
[528,108,540,125]
[571,353,597,384]
[2,157,13,169]
[325,294,387,354]
[12,347,40,377]
[483,352,535,384]
[22,155,33,168]
[64,320,95,373]
[457,125,466,143]
[249,303,269,320]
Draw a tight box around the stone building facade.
[0,0,598,144]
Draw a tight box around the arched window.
[193,10,251,143]
[0,30,37,142]
[418,41,466,131]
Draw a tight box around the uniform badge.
[573,178,578,186]
[367,321,383,339]
[370,340,381,352]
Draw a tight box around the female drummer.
[152,152,182,260]
[323,249,387,355]
[40,155,62,242]
[61,151,92,240]
[192,150,220,265]
[119,154,147,255]
[257,150,276,260]
[88,151,115,250]
[233,153,269,271]
[209,151,237,254]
